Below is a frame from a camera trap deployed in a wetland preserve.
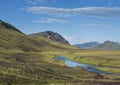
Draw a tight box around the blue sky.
[1,0,120,44]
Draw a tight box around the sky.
[1,0,120,44]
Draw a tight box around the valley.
[0,20,120,85]
[1,0,120,84]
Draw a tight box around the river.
[55,55,114,75]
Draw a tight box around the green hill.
[0,20,23,33]
[0,20,76,52]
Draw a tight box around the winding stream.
[55,55,114,75]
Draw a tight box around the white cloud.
[64,36,83,45]
[33,18,71,23]
[83,24,109,27]
[25,0,48,5]
[24,6,120,17]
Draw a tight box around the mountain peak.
[0,20,23,33]
[30,31,70,45]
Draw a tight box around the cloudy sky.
[1,0,120,44]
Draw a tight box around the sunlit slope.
[0,27,78,52]
[28,35,78,50]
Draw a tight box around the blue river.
[55,55,114,75]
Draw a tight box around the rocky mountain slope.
[30,31,70,45]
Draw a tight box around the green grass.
[0,51,98,84]
[0,26,120,84]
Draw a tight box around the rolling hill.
[0,20,76,52]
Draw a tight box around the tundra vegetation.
[0,20,120,85]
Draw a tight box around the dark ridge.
[0,20,23,33]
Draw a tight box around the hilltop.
[30,31,70,45]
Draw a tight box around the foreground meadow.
[0,49,120,85]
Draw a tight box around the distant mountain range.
[93,41,120,50]
[74,41,100,49]
[74,41,120,50]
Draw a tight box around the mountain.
[74,41,100,49]
[30,31,70,45]
[0,20,76,51]
[93,40,120,50]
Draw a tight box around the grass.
[0,51,98,85]
[0,26,120,84]
[2,49,120,84]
